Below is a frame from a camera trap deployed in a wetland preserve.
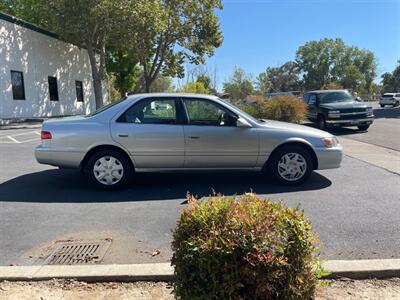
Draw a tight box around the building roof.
[0,11,60,40]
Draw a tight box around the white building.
[0,12,104,120]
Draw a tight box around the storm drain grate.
[45,239,112,265]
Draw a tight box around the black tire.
[84,149,133,190]
[395,102,399,107]
[317,115,327,131]
[267,145,314,186]
[380,104,385,108]
[357,124,370,131]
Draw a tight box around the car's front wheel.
[268,145,313,185]
[85,149,133,189]
[357,124,370,131]
[317,115,327,131]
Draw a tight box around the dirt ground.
[1,278,400,300]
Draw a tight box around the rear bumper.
[35,145,84,168]
[314,145,343,170]
[326,117,374,127]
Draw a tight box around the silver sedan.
[35,93,342,189]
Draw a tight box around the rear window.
[86,97,127,117]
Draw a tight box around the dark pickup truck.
[303,90,374,131]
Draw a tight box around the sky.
[193,0,400,90]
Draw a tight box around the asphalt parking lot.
[0,106,399,266]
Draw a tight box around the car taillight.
[41,131,52,140]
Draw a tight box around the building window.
[11,71,26,100]
[48,76,59,101]
[75,80,84,102]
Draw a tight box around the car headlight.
[328,110,340,118]
[366,108,373,116]
[322,137,339,148]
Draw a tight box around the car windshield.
[86,97,127,117]
[318,91,354,103]
[382,94,394,98]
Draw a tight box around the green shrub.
[241,96,308,123]
[172,194,321,300]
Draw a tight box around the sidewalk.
[1,278,400,299]
[339,137,400,175]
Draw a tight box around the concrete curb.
[323,259,400,279]
[1,260,400,282]
[0,263,174,282]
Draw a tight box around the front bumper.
[314,145,343,170]
[326,117,374,127]
[379,100,396,105]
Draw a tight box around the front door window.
[184,99,237,127]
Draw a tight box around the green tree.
[0,0,47,26]
[124,0,223,92]
[106,50,139,98]
[46,0,132,108]
[223,67,254,100]
[256,61,301,94]
[381,60,400,93]
[178,81,209,94]
[296,38,377,92]
[134,69,173,93]
[2,0,157,108]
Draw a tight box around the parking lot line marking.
[19,138,40,143]
[7,136,21,143]
[8,131,40,137]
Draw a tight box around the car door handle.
[117,133,129,137]
[188,136,200,139]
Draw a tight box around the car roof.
[127,93,219,101]
[383,93,396,95]
[305,89,348,94]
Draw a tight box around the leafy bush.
[172,194,321,300]
[178,81,209,94]
[241,96,308,123]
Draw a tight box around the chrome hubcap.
[93,156,124,185]
[278,153,307,181]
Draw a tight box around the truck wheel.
[267,145,313,186]
[85,149,133,190]
[357,125,370,131]
[317,115,327,131]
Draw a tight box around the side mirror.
[236,117,252,128]
[356,97,362,102]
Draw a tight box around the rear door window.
[118,98,178,124]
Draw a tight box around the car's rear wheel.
[395,101,399,107]
[85,150,133,189]
[268,145,313,185]
[380,104,385,108]
[357,124,370,131]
